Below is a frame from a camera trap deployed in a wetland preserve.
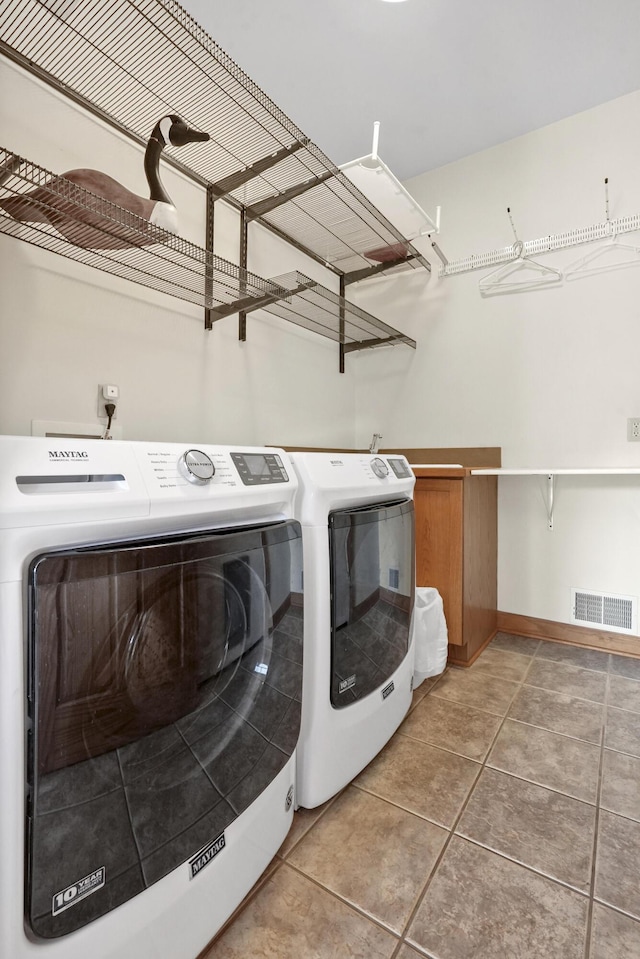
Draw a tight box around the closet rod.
[440,213,640,277]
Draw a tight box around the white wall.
[4,52,640,634]
[351,91,640,632]
[0,58,356,448]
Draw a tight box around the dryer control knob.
[178,449,215,485]
[370,457,389,478]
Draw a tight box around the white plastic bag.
[411,587,448,687]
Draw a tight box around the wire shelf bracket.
[249,270,417,354]
[208,140,312,199]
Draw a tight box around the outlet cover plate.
[97,386,118,419]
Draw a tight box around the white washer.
[289,452,415,809]
[0,436,303,959]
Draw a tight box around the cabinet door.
[462,475,498,658]
[414,479,464,646]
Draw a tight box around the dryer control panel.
[387,457,413,479]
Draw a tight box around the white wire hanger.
[479,208,562,296]
[564,178,640,279]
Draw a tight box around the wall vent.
[388,567,400,590]
[571,588,637,635]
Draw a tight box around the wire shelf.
[0,0,430,278]
[251,271,417,350]
[0,148,286,311]
[0,148,416,353]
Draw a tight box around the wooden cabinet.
[413,468,497,666]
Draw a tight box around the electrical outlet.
[627,418,640,441]
[97,384,119,419]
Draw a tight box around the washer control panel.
[370,457,390,479]
[178,449,216,485]
[231,451,289,485]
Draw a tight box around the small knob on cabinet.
[178,449,215,485]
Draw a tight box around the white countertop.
[471,468,640,475]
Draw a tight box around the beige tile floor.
[201,633,640,959]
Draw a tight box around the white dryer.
[0,436,303,959]
[289,452,415,809]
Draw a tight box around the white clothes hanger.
[479,209,562,296]
[564,229,640,278]
[565,179,640,279]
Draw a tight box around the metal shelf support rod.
[239,208,248,341]
[209,139,311,199]
[204,184,216,329]
[205,280,318,326]
[244,172,335,221]
[343,253,424,285]
[339,275,346,373]
[343,334,416,353]
[205,289,292,325]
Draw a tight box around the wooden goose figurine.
[0,115,210,249]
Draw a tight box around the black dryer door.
[329,499,415,707]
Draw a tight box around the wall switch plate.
[627,418,640,441]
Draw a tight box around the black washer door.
[26,520,303,938]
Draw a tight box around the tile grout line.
[452,830,593,900]
[582,666,609,959]
[206,790,346,953]
[518,679,607,707]
[396,649,534,956]
[325,662,512,959]
[399,721,604,812]
[208,673,452,956]
[400,645,620,956]
[350,752,481,832]
[480,761,598,808]
[496,714,603,747]
[210,855,407,956]
[282,787,344,857]
[398,645,640,958]
[533,644,612,674]
[201,858,284,956]
[207,640,640,957]
[318,642,627,957]
[427,679,605,746]
[280,858,404,944]
[476,650,603,923]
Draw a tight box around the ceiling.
[182,0,640,182]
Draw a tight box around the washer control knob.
[370,457,389,479]
[178,449,215,485]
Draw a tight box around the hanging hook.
[603,177,617,237]
[604,176,616,237]
[507,208,522,257]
